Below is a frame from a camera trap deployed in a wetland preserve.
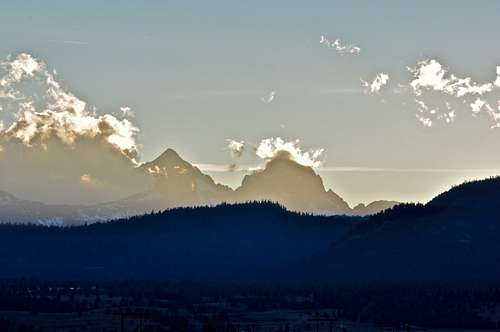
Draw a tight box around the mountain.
[0,149,398,224]
[139,148,233,206]
[0,202,357,280]
[1,177,500,282]
[350,200,400,216]
[293,176,500,283]
[0,191,142,225]
[233,154,352,215]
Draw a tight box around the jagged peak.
[148,148,191,169]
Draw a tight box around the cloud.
[0,53,139,160]
[407,59,500,128]
[260,91,276,104]
[0,53,150,204]
[193,163,261,173]
[409,59,493,98]
[320,35,361,56]
[227,163,238,172]
[119,106,134,118]
[80,174,92,183]
[415,114,433,127]
[255,137,325,168]
[470,98,487,114]
[495,66,500,88]
[226,139,245,157]
[361,73,389,95]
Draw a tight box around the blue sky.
[1,1,500,204]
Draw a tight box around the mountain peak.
[235,156,352,214]
[149,148,190,169]
[157,148,182,161]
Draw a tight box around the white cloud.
[409,59,493,97]
[470,98,487,114]
[320,35,361,56]
[255,137,325,168]
[415,114,433,127]
[361,73,389,95]
[226,139,245,157]
[119,106,134,118]
[495,66,500,88]
[260,91,275,104]
[0,53,140,160]
[407,59,500,128]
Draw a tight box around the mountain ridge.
[0,148,398,224]
[1,176,500,282]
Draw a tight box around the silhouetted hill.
[3,177,500,283]
[294,177,500,283]
[0,202,358,280]
[428,176,500,209]
[350,199,400,216]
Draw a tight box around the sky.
[1,1,500,205]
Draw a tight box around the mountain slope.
[0,202,357,280]
[350,200,400,216]
[139,149,233,206]
[294,177,500,282]
[2,177,500,282]
[233,155,352,215]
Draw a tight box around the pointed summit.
[149,148,190,169]
[139,148,232,206]
[234,156,352,215]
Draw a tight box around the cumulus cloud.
[361,73,389,95]
[0,53,150,204]
[320,35,361,56]
[470,98,487,114]
[0,53,139,160]
[226,139,245,157]
[409,59,493,98]
[260,91,276,104]
[255,137,325,168]
[407,59,500,128]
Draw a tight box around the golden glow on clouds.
[80,174,92,183]
[0,53,139,160]
[256,137,325,168]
